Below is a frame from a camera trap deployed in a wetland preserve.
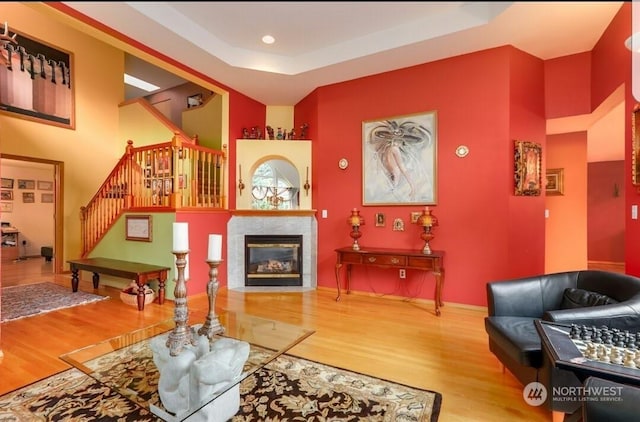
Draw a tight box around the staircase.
[80,135,227,257]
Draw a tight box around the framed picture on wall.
[545,168,564,196]
[1,190,13,200]
[514,140,542,196]
[362,111,437,205]
[0,202,12,212]
[22,192,35,203]
[37,180,53,190]
[41,193,54,203]
[125,215,152,242]
[0,24,74,129]
[17,179,35,189]
[1,178,13,189]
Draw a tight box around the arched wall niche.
[235,139,312,210]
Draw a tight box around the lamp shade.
[417,207,438,227]
[347,208,365,227]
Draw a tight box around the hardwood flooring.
[0,257,551,421]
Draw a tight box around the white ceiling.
[59,1,627,162]
[62,1,623,105]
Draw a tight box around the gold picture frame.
[125,215,152,242]
[375,212,385,227]
[546,168,564,196]
[362,111,437,205]
[514,140,542,196]
[633,105,640,186]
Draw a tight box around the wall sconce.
[347,208,365,250]
[304,166,310,196]
[416,206,438,254]
[238,164,245,195]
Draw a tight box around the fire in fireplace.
[244,235,303,286]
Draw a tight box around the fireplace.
[244,235,302,286]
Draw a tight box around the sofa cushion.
[560,288,618,310]
[484,316,542,368]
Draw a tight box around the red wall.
[588,161,625,262]
[297,46,546,307]
[544,52,592,118]
[175,211,230,295]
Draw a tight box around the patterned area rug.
[0,337,442,421]
[1,282,108,322]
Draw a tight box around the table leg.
[335,263,343,301]
[136,278,146,311]
[157,271,166,305]
[92,272,100,289]
[346,264,352,295]
[71,267,79,292]
[434,269,444,316]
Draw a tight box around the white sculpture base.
[150,383,240,422]
[149,326,250,422]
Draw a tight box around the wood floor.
[0,257,551,421]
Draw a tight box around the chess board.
[568,324,640,369]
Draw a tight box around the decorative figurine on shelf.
[255,126,263,140]
[416,206,438,254]
[250,127,257,139]
[241,127,250,139]
[288,128,295,140]
[300,123,309,139]
[347,208,365,250]
[266,126,275,140]
[276,127,284,140]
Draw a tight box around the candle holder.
[166,250,196,356]
[198,259,225,339]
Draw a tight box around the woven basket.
[120,283,155,307]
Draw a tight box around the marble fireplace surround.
[227,210,318,292]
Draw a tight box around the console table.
[67,257,170,311]
[334,246,445,315]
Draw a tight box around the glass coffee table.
[60,311,314,421]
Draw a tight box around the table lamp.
[347,208,365,250]
[416,206,438,254]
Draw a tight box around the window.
[251,160,299,209]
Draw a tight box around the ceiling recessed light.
[261,35,275,45]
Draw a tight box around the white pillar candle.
[208,234,222,261]
[173,222,189,251]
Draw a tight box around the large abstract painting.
[362,111,437,205]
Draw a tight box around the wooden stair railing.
[80,136,227,257]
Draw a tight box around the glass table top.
[59,311,314,421]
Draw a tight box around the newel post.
[171,134,183,209]
[124,140,134,209]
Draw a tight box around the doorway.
[0,154,64,280]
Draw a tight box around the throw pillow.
[560,288,618,309]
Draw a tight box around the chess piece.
[624,349,637,368]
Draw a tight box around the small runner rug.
[1,282,108,322]
[0,344,442,421]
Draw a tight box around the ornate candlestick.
[166,251,196,356]
[198,259,225,339]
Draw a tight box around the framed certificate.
[125,215,152,242]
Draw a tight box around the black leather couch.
[485,270,640,412]
[582,377,640,421]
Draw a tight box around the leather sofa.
[485,270,640,412]
[582,377,640,421]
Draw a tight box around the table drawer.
[341,252,363,264]
[408,256,435,270]
[363,254,406,266]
